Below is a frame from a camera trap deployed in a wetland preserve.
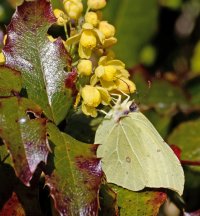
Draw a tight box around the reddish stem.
[181,160,200,166]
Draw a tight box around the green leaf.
[0,66,21,96]
[168,119,200,162]
[45,123,102,215]
[186,77,200,109]
[3,0,72,124]
[111,185,166,216]
[0,97,49,185]
[103,0,158,67]
[99,184,118,216]
[133,71,188,113]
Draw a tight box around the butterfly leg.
[111,93,122,105]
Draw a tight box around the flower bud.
[115,78,136,94]
[54,9,67,26]
[77,59,93,76]
[80,30,97,49]
[64,0,83,20]
[85,12,99,27]
[87,0,106,10]
[81,85,101,107]
[99,21,115,38]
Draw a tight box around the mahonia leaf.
[0,66,21,97]
[111,185,166,216]
[0,97,49,185]
[99,184,118,216]
[3,0,72,124]
[0,192,25,216]
[46,123,102,216]
[168,119,200,171]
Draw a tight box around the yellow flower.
[91,56,130,90]
[53,9,68,26]
[99,21,115,38]
[87,0,106,10]
[95,65,117,82]
[82,103,98,117]
[77,59,93,76]
[63,0,83,20]
[80,30,97,49]
[82,85,101,107]
[66,23,105,59]
[0,52,5,65]
[115,77,136,94]
[81,85,111,117]
[85,12,99,27]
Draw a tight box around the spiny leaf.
[0,97,49,185]
[0,66,21,97]
[3,0,72,124]
[45,123,102,216]
[111,185,166,216]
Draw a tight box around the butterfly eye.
[129,102,138,112]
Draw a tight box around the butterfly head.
[111,94,139,122]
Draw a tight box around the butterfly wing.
[95,111,184,195]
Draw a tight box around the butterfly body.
[95,98,184,195]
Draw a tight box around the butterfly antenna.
[115,77,131,94]
[118,89,130,104]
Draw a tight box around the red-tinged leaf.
[111,185,167,216]
[3,0,72,124]
[185,209,200,216]
[0,192,25,216]
[0,66,21,97]
[45,123,102,216]
[0,97,49,185]
[65,68,78,96]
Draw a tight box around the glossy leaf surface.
[46,123,102,216]
[3,0,72,124]
[0,97,49,185]
[112,185,166,216]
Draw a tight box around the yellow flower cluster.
[54,0,136,117]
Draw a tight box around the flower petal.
[100,79,116,91]
[90,74,99,86]
[96,86,111,105]
[78,44,92,59]
[65,33,81,47]
[82,103,98,117]
[103,37,117,48]
[95,65,104,77]
[93,29,105,44]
